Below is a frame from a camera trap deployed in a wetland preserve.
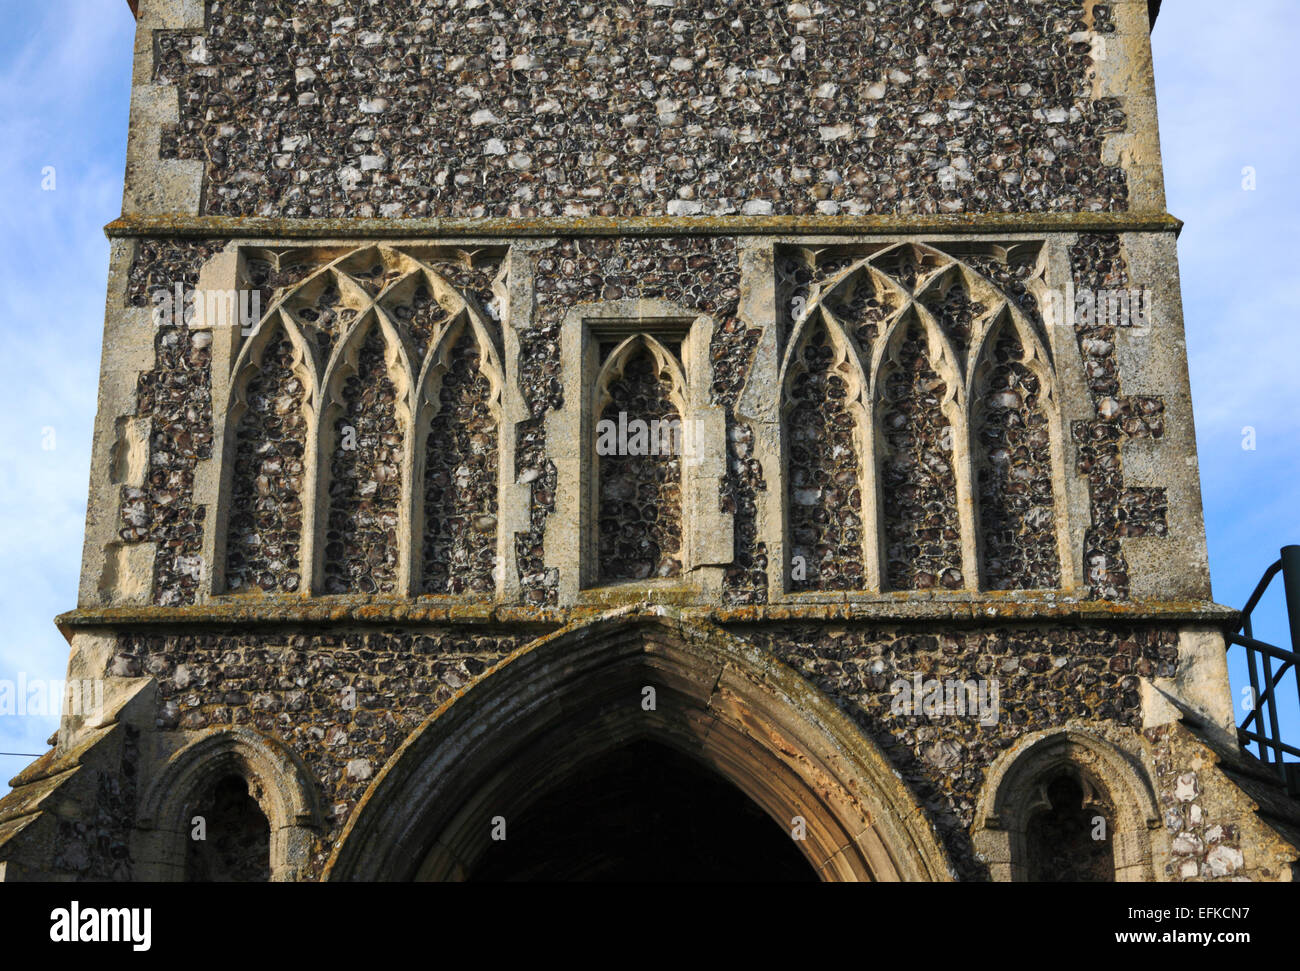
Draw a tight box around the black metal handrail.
[1226,545,1300,794]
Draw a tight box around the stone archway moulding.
[325,609,953,882]
[134,726,323,881]
[973,727,1161,881]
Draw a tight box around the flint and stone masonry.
[2,0,1297,882]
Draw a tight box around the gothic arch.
[773,241,1068,595]
[219,312,317,594]
[325,611,953,882]
[217,244,506,597]
[134,727,322,882]
[315,311,413,594]
[973,728,1161,881]
[592,335,690,583]
[968,309,1067,591]
[779,309,872,591]
[411,312,505,596]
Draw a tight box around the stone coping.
[105,211,1185,241]
[56,597,1237,638]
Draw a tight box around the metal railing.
[1226,545,1300,795]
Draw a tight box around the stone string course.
[152,0,1127,219]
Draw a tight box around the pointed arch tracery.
[777,241,1064,594]
[223,314,316,594]
[593,334,688,583]
[780,310,870,592]
[220,245,505,597]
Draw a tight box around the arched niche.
[973,728,1161,882]
[134,727,322,882]
[592,334,690,583]
[769,240,1072,597]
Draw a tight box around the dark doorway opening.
[185,774,271,882]
[1025,773,1116,882]
[470,739,818,882]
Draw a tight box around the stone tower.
[2,0,1296,882]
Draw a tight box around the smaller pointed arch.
[819,262,903,362]
[378,270,453,365]
[281,268,364,370]
[874,310,966,592]
[316,312,413,595]
[780,309,870,592]
[336,245,412,298]
[135,727,322,882]
[593,335,688,583]
[970,311,1062,591]
[974,729,1160,882]
[917,265,991,373]
[415,312,505,595]
[870,242,949,294]
[222,312,316,595]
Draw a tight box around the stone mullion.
[914,289,980,595]
[197,245,241,599]
[957,386,986,593]
[864,308,904,596]
[398,308,422,597]
[817,306,877,596]
[381,318,415,597]
[851,317,883,595]
[960,303,1006,595]
[946,365,981,594]
[496,247,528,603]
[300,352,327,598]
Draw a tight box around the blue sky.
[0,1,1295,784]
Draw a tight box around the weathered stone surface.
[5,0,1288,887]
[151,0,1129,219]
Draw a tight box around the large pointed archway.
[325,610,952,881]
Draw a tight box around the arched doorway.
[470,739,817,882]
[326,612,952,882]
